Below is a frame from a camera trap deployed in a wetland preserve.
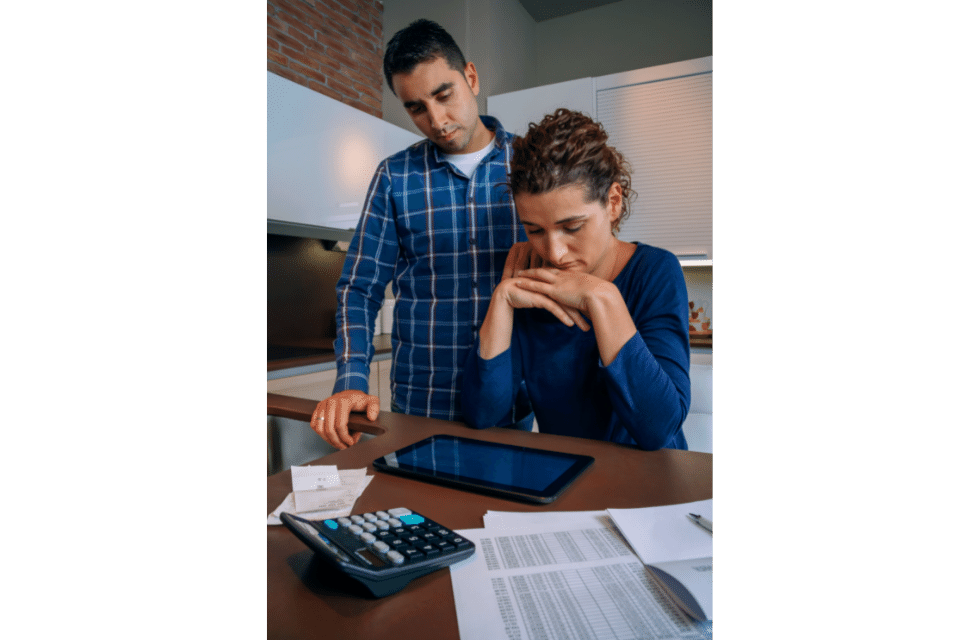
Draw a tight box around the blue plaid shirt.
[333,116,530,422]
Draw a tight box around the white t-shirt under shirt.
[445,139,496,179]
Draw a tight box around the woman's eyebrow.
[521,214,588,226]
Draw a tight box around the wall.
[268,235,346,343]
[267,0,385,118]
[380,0,711,126]
[381,0,536,131]
[533,0,712,86]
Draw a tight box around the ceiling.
[517,0,624,22]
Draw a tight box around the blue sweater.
[461,243,691,450]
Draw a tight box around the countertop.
[268,335,393,378]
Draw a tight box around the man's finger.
[365,395,380,421]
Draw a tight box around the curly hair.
[509,109,634,232]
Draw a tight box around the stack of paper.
[449,500,713,640]
[267,465,374,525]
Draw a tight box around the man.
[310,19,531,449]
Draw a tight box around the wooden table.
[267,394,713,640]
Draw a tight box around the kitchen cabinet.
[487,57,712,265]
[267,72,421,233]
[487,77,595,138]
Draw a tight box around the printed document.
[450,518,711,640]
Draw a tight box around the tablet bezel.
[372,435,595,504]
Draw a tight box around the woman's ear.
[607,183,624,225]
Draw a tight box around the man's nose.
[428,104,449,131]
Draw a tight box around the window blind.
[597,71,712,261]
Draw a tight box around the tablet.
[372,435,594,504]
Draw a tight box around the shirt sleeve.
[599,252,691,450]
[461,335,521,430]
[332,160,399,395]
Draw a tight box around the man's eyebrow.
[403,82,455,110]
[430,81,454,97]
[521,214,588,226]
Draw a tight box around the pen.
[688,513,712,533]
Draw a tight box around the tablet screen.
[373,435,594,503]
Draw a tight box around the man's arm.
[311,161,399,449]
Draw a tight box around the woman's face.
[515,183,623,279]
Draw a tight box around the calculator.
[280,508,476,598]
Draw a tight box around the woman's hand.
[495,277,590,331]
[501,242,545,279]
[512,268,615,316]
[515,268,636,367]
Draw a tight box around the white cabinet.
[267,72,421,231]
[486,57,712,265]
[487,77,595,137]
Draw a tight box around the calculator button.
[350,515,365,524]
[363,513,378,522]
[435,528,451,536]
[401,548,423,562]
[376,531,395,540]
[372,541,390,554]
[405,535,422,545]
[360,532,377,543]
[399,514,425,525]
[450,536,473,549]
[387,508,412,517]
[436,540,456,551]
[418,544,439,556]
[389,539,409,549]
[323,519,339,530]
[386,550,405,564]
[374,511,389,519]
[375,521,389,531]
[391,528,407,536]
[348,525,363,535]
[386,519,402,528]
[421,532,437,541]
[362,523,377,533]
[337,517,352,527]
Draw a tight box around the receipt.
[290,465,340,491]
[268,468,372,525]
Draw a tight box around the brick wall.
[268,0,384,118]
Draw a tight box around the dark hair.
[383,19,467,93]
[510,109,635,232]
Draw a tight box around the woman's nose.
[545,237,568,265]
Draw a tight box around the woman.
[460,109,691,450]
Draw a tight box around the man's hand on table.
[311,390,380,449]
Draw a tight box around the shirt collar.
[430,115,509,166]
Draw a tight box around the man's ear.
[464,61,480,96]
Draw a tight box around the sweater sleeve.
[461,335,521,430]
[599,250,691,450]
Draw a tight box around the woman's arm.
[513,257,691,450]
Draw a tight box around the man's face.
[392,56,485,154]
